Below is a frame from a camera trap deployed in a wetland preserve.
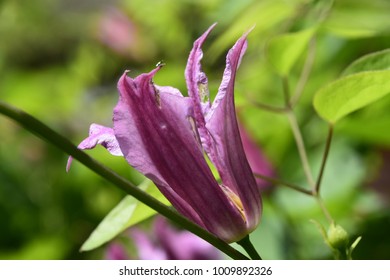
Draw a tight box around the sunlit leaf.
[342,49,390,76]
[80,179,170,251]
[313,70,390,123]
[266,27,316,76]
[208,0,296,60]
[123,182,170,228]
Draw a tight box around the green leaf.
[123,181,170,228]
[266,27,316,76]
[342,49,390,76]
[208,0,296,60]
[313,70,390,123]
[323,0,390,39]
[81,179,170,251]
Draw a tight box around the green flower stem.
[0,100,249,260]
[282,76,291,106]
[253,173,312,196]
[290,37,316,107]
[280,75,315,190]
[314,124,334,194]
[286,111,316,189]
[237,235,262,260]
[246,98,289,113]
[315,195,334,224]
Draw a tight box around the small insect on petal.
[156,60,166,67]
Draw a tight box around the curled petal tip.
[118,70,131,85]
[210,22,218,29]
[244,26,255,39]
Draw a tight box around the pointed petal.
[66,124,122,172]
[114,69,246,242]
[185,23,216,157]
[80,124,123,156]
[206,31,262,231]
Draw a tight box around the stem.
[286,111,316,188]
[282,76,291,107]
[0,100,249,260]
[290,37,316,107]
[281,77,315,189]
[237,235,262,260]
[314,125,334,194]
[249,100,288,113]
[315,195,334,224]
[254,173,312,196]
[246,93,289,113]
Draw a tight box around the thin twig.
[286,111,316,189]
[314,125,334,194]
[246,93,289,113]
[254,173,312,196]
[269,76,316,190]
[249,101,288,113]
[290,37,317,107]
[282,76,291,107]
[315,195,334,224]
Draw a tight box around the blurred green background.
[1,0,390,259]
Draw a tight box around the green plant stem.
[315,195,334,224]
[0,100,249,260]
[314,125,334,194]
[290,37,316,107]
[248,100,289,113]
[280,75,315,189]
[253,173,312,196]
[245,93,289,113]
[286,111,316,188]
[282,76,291,106]
[237,235,262,260]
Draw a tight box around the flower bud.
[327,223,349,250]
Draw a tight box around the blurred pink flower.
[239,124,275,192]
[106,243,128,260]
[105,217,222,260]
[97,7,157,61]
[97,8,137,57]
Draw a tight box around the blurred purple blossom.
[105,243,128,260]
[96,8,155,61]
[97,8,136,57]
[106,217,222,260]
[238,123,275,192]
